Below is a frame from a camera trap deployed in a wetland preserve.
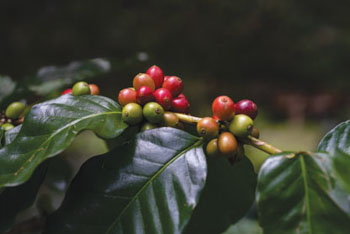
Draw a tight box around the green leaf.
[185,157,256,234]
[330,149,350,194]
[44,157,73,192]
[0,128,4,148]
[0,75,16,107]
[4,125,22,145]
[0,162,48,233]
[0,95,127,188]
[29,58,111,96]
[318,120,350,155]
[45,128,206,234]
[257,152,350,234]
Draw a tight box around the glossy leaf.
[45,127,206,234]
[29,58,111,96]
[185,157,256,234]
[44,157,73,192]
[0,162,48,233]
[4,125,22,145]
[318,120,350,155]
[0,95,127,188]
[257,152,350,234]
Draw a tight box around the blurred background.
[1,0,349,233]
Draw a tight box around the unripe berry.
[235,99,258,120]
[61,88,72,95]
[5,102,26,119]
[136,86,154,105]
[206,138,220,157]
[146,65,164,89]
[162,112,180,128]
[141,122,158,132]
[2,123,14,131]
[229,114,254,137]
[88,84,100,95]
[118,88,137,106]
[196,117,219,139]
[153,88,173,110]
[211,96,235,121]
[250,126,260,138]
[133,73,155,91]
[218,132,238,156]
[72,81,91,96]
[143,102,165,124]
[171,97,190,113]
[162,76,183,97]
[122,103,143,125]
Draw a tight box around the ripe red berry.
[177,93,186,99]
[136,86,154,105]
[146,65,164,89]
[153,88,173,110]
[162,76,183,97]
[133,73,155,91]
[211,96,235,121]
[118,88,137,106]
[171,97,190,113]
[212,115,219,121]
[235,99,258,120]
[164,76,171,82]
[61,88,72,95]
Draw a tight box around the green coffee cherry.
[141,122,157,132]
[229,114,254,137]
[2,123,14,131]
[72,81,91,96]
[162,112,180,128]
[206,138,220,157]
[122,103,143,125]
[143,102,164,124]
[5,102,25,119]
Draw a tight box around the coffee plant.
[0,60,349,234]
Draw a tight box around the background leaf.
[318,120,350,155]
[0,95,127,188]
[257,152,350,234]
[185,156,257,234]
[45,128,206,234]
[0,75,17,107]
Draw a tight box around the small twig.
[173,113,202,124]
[243,135,282,155]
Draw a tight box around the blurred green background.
[1,0,349,233]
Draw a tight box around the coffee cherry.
[212,115,219,121]
[218,132,238,155]
[235,99,258,120]
[141,122,157,132]
[229,114,254,137]
[122,103,143,125]
[250,126,260,138]
[89,84,100,95]
[2,123,14,131]
[211,96,235,121]
[162,112,180,128]
[143,102,165,124]
[196,117,219,139]
[5,102,25,119]
[72,81,91,96]
[136,86,154,105]
[61,88,72,95]
[162,76,183,97]
[146,65,164,89]
[164,76,171,83]
[206,138,220,157]
[177,93,186,99]
[133,73,155,91]
[171,97,190,113]
[153,88,173,110]
[118,88,137,106]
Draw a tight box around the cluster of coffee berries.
[61,82,100,96]
[0,101,28,131]
[197,96,259,164]
[118,65,190,131]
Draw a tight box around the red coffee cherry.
[89,84,100,95]
[146,65,164,89]
[136,86,154,105]
[211,96,235,121]
[162,76,183,97]
[61,88,72,95]
[218,132,238,156]
[212,115,219,121]
[196,117,219,139]
[171,97,190,113]
[235,99,258,120]
[118,88,137,106]
[164,76,171,82]
[153,88,173,110]
[133,73,155,91]
[177,93,186,99]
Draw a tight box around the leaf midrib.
[106,138,203,233]
[299,155,312,234]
